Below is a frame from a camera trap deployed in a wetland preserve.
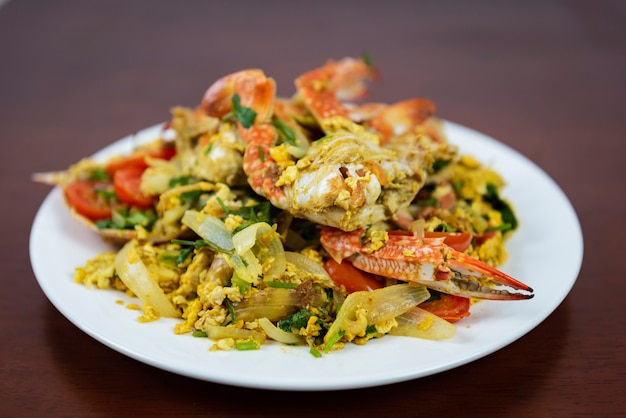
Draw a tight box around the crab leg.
[320,227,534,300]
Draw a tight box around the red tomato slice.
[64,180,113,221]
[424,231,473,252]
[475,230,498,245]
[105,144,176,176]
[113,167,155,208]
[323,259,385,293]
[418,293,470,322]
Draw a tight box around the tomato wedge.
[64,180,113,221]
[418,293,470,322]
[105,144,176,176]
[424,231,473,252]
[475,230,498,245]
[323,259,385,293]
[113,167,155,208]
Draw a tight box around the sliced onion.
[285,251,334,287]
[389,307,456,340]
[114,240,179,318]
[258,317,304,345]
[181,210,234,253]
[233,288,300,321]
[326,284,430,342]
[232,222,286,281]
[203,325,266,344]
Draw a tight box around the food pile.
[37,56,533,356]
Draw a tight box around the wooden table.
[2,1,624,416]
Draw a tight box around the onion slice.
[203,325,266,344]
[285,251,334,287]
[258,317,304,345]
[326,284,430,342]
[114,240,179,318]
[232,222,286,282]
[181,210,234,253]
[389,307,456,340]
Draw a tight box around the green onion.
[272,118,296,146]
[431,159,451,173]
[483,183,518,232]
[323,330,345,353]
[171,239,210,265]
[179,189,205,205]
[125,210,154,227]
[435,223,456,232]
[485,223,513,232]
[231,270,251,295]
[267,281,298,289]
[94,188,117,201]
[192,331,208,338]
[169,175,194,188]
[225,297,236,323]
[216,197,272,233]
[310,346,322,358]
[235,340,260,351]
[89,167,111,181]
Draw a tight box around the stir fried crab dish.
[35,56,533,355]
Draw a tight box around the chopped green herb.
[192,331,208,338]
[432,159,451,173]
[231,93,257,129]
[95,207,156,230]
[452,180,464,196]
[483,183,518,232]
[158,250,180,267]
[89,167,111,182]
[323,330,345,353]
[272,118,296,146]
[231,271,251,295]
[365,325,377,335]
[435,223,456,232]
[225,297,236,323]
[267,281,298,289]
[178,189,205,205]
[485,223,513,232]
[258,145,265,162]
[417,197,439,207]
[171,239,210,264]
[169,175,194,188]
[217,197,272,233]
[310,346,322,358]
[278,309,313,333]
[203,144,213,156]
[235,340,260,351]
[93,188,118,201]
[125,210,154,227]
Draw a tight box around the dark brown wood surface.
[2,0,624,416]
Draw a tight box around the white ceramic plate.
[30,121,583,391]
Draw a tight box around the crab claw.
[320,227,534,301]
